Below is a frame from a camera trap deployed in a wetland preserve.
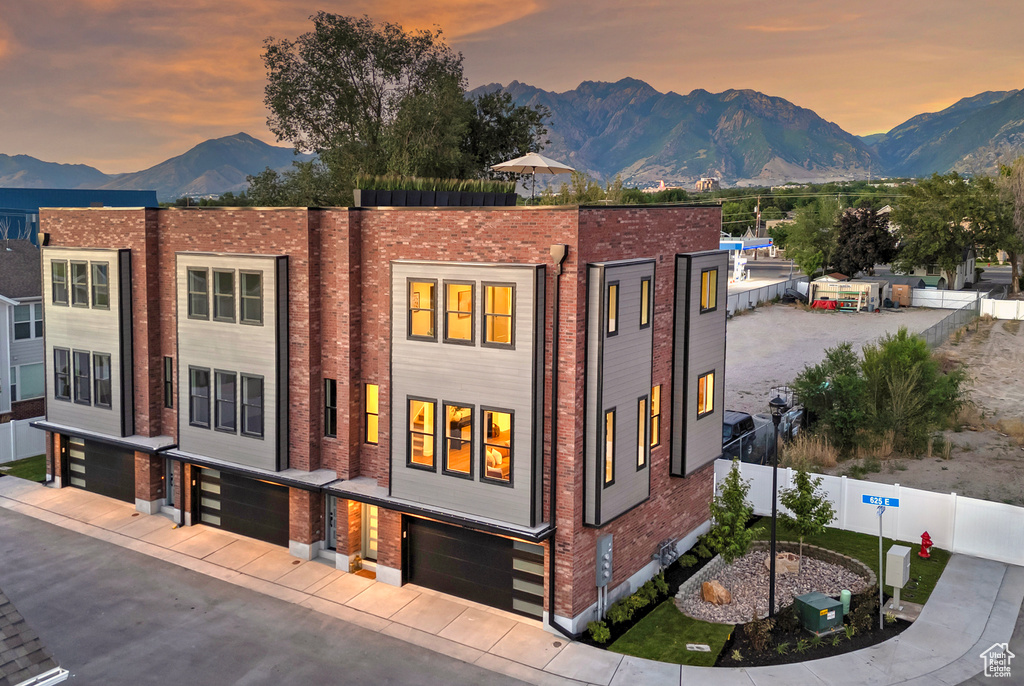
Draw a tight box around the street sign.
[863,495,900,508]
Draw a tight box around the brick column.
[182,463,194,526]
[375,508,403,586]
[49,432,64,488]
[288,488,324,560]
[332,499,363,571]
[134,452,165,514]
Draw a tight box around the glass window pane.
[698,372,715,416]
[409,399,435,467]
[73,351,91,403]
[13,304,29,323]
[445,283,473,341]
[190,368,210,427]
[19,363,44,399]
[188,269,208,319]
[483,410,512,482]
[213,271,235,321]
[54,349,71,400]
[651,385,661,447]
[484,285,513,345]
[445,404,472,474]
[607,284,618,334]
[365,383,379,444]
[216,372,237,431]
[71,262,89,306]
[409,282,435,337]
[638,398,647,467]
[640,279,650,326]
[91,263,109,309]
[604,410,615,483]
[241,376,263,437]
[52,261,68,304]
[241,272,262,324]
[93,354,112,408]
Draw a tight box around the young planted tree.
[699,460,758,563]
[778,469,836,569]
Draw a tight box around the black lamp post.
[767,395,789,618]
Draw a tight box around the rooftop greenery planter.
[353,175,517,207]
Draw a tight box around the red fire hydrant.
[919,531,933,559]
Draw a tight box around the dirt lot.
[726,306,1024,506]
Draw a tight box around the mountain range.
[3,80,1024,195]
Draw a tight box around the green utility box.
[794,592,844,636]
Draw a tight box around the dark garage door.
[67,437,135,503]
[197,468,290,546]
[406,518,544,619]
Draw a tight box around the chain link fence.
[920,299,980,347]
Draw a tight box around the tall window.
[697,371,715,417]
[163,357,174,408]
[213,270,235,322]
[54,348,70,401]
[484,284,513,346]
[13,304,42,340]
[324,379,337,438]
[215,371,237,432]
[188,269,209,319]
[71,262,89,307]
[444,403,473,476]
[241,375,264,438]
[240,271,263,325]
[72,350,91,404]
[640,277,652,328]
[650,385,662,447]
[91,263,109,309]
[700,268,718,312]
[408,398,435,468]
[189,367,211,428]
[365,383,379,444]
[482,409,512,484]
[604,409,615,485]
[637,397,648,469]
[444,282,473,343]
[408,281,436,339]
[93,353,112,409]
[52,261,68,305]
[607,283,619,335]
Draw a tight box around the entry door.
[362,504,378,561]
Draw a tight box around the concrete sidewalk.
[1,476,1020,686]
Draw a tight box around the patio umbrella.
[491,152,575,200]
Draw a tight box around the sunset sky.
[1,0,1022,173]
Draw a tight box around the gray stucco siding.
[42,248,129,437]
[390,261,542,528]
[176,253,285,472]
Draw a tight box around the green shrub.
[794,638,810,654]
[606,598,634,625]
[775,641,790,655]
[652,572,669,597]
[587,620,611,644]
[744,613,775,653]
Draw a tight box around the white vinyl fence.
[0,417,46,464]
[728,277,809,316]
[910,289,982,309]
[714,459,1024,567]
[980,298,1024,320]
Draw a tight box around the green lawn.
[608,601,733,666]
[755,524,950,604]
[0,454,46,482]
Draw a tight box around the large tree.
[785,196,841,277]
[890,173,973,287]
[997,157,1024,294]
[258,13,548,204]
[834,203,898,277]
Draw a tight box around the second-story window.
[640,277,652,328]
[215,371,237,433]
[91,263,110,309]
[444,403,473,476]
[408,398,435,468]
[607,283,619,336]
[482,409,512,484]
[241,375,264,438]
[13,304,42,340]
[697,371,715,418]
[213,270,235,322]
[700,268,718,312]
[409,281,436,339]
[483,284,514,346]
[188,269,209,319]
[73,350,91,404]
[52,261,68,305]
[444,282,474,343]
[324,379,337,438]
[189,367,211,428]
[93,353,112,409]
[365,383,379,444]
[240,271,263,325]
[53,348,71,401]
[71,262,89,307]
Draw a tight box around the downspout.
[547,244,575,640]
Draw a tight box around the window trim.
[187,267,210,320]
[214,370,238,434]
[637,395,649,470]
[700,267,718,313]
[92,352,112,409]
[442,280,476,345]
[482,282,516,349]
[442,401,475,480]
[697,370,715,419]
[163,357,174,408]
[480,406,514,487]
[639,277,652,329]
[51,261,69,306]
[13,303,43,341]
[365,383,379,445]
[407,278,438,342]
[72,349,91,405]
[406,396,437,471]
[212,269,236,323]
[70,261,90,308]
[603,408,616,487]
[239,270,263,326]
[606,281,619,337]
[90,262,110,310]
[324,378,337,438]
[188,366,211,429]
[650,384,662,448]
[240,374,264,439]
[53,348,71,401]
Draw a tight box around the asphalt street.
[0,507,529,686]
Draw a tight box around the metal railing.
[920,299,980,347]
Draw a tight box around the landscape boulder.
[764,551,801,575]
[701,580,732,605]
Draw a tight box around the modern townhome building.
[34,204,726,634]
[1,239,46,464]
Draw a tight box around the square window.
[444,282,474,343]
[52,261,69,305]
[187,269,209,319]
[93,353,112,409]
[213,270,235,322]
[365,383,379,444]
[483,284,514,346]
[409,281,436,339]
[640,277,652,328]
[697,371,715,418]
[71,262,89,307]
[91,263,109,309]
[241,375,264,438]
[481,409,512,484]
[240,271,263,325]
[607,282,619,335]
[215,371,237,433]
[189,367,211,428]
[53,348,71,401]
[408,398,435,468]
[73,350,91,404]
[444,403,473,477]
[700,268,718,312]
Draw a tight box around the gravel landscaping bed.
[676,549,870,623]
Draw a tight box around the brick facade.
[133,452,164,502]
[288,488,324,546]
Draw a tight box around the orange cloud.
[743,23,829,33]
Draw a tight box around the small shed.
[809,277,886,312]
[883,276,926,307]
